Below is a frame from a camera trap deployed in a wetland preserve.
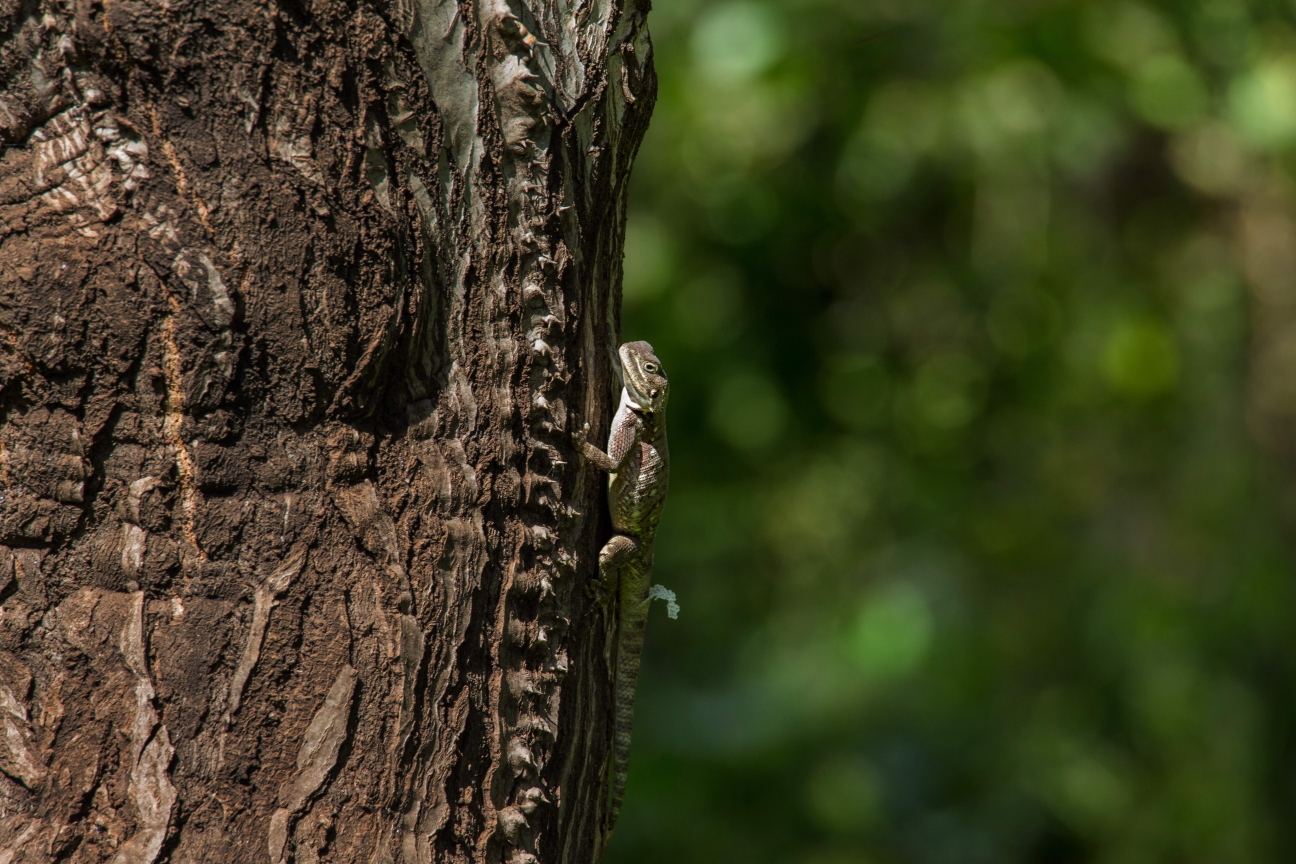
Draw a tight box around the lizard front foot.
[571,421,591,450]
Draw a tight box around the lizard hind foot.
[584,573,612,603]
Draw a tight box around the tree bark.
[0,0,654,857]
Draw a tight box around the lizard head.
[619,341,669,415]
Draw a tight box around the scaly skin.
[573,340,669,839]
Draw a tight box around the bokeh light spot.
[1102,317,1180,398]
[1059,756,1128,827]
[910,353,985,430]
[982,61,1060,137]
[691,1,783,85]
[1228,56,1296,149]
[673,270,744,347]
[805,756,881,835]
[847,583,932,680]
[819,354,891,431]
[710,371,788,451]
[1130,54,1208,130]
[1085,2,1177,71]
[1170,122,1249,194]
[797,852,877,864]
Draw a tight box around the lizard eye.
[643,363,658,373]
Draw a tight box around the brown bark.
[0,0,654,858]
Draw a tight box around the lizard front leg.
[572,422,623,472]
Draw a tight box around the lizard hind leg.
[598,533,639,570]
[588,534,639,601]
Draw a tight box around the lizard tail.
[608,609,648,832]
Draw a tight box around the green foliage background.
[609,1,1296,861]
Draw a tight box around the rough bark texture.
[0,0,654,857]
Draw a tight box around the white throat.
[619,385,647,413]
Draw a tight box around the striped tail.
[607,570,652,834]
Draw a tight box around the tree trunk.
[0,0,654,857]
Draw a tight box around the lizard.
[572,340,673,838]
